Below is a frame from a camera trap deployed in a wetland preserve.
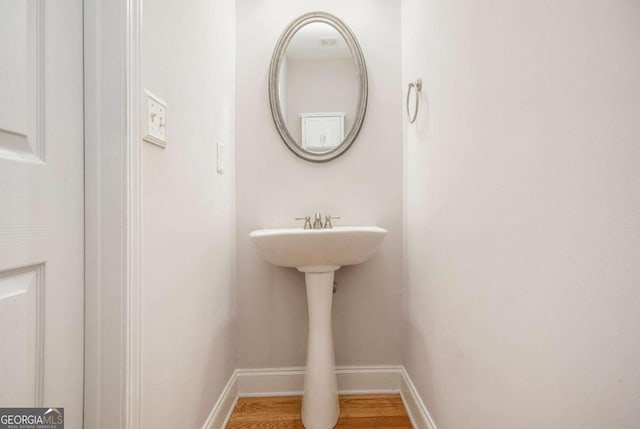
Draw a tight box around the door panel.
[302,117,324,150]
[0,0,84,427]
[0,0,44,162]
[0,265,44,406]
[324,117,343,149]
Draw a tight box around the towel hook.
[406,78,422,124]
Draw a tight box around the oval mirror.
[269,12,368,162]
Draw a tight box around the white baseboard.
[399,367,438,429]
[236,365,403,397]
[202,365,437,429]
[201,372,238,429]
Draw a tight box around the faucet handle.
[295,216,312,230]
[324,215,340,229]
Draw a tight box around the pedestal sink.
[249,226,387,429]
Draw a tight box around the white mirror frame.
[269,11,368,163]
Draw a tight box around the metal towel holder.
[406,78,422,124]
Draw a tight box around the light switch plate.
[143,90,167,148]
[216,142,225,174]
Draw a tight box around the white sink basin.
[249,226,387,271]
[249,225,387,429]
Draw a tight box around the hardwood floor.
[226,394,413,428]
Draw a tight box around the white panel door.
[0,0,84,427]
[302,117,324,150]
[323,117,344,149]
[301,114,345,151]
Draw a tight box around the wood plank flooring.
[226,394,413,428]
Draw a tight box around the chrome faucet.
[313,213,324,229]
[296,213,340,229]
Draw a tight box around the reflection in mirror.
[278,22,358,153]
[269,12,368,162]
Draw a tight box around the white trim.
[399,367,438,429]
[299,112,346,118]
[83,0,143,427]
[34,264,45,407]
[124,0,143,427]
[236,366,403,397]
[201,372,239,429]
[33,0,45,161]
[201,366,437,429]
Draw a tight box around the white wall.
[402,0,640,428]
[285,58,357,142]
[141,0,236,427]
[236,0,403,368]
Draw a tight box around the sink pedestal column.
[299,266,340,429]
